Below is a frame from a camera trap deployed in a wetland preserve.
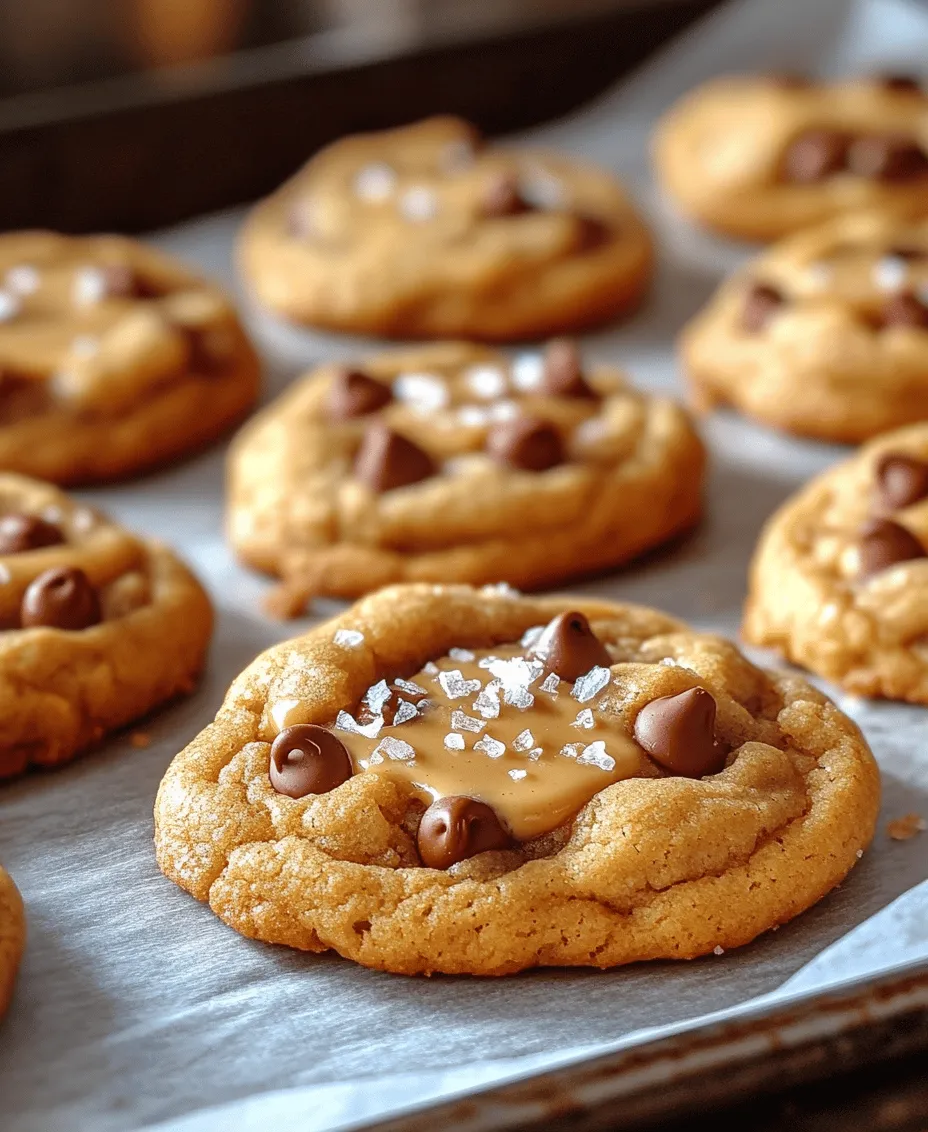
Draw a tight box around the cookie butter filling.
[268,611,731,868]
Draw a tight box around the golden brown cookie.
[681,212,928,442]
[238,116,653,340]
[226,341,705,613]
[654,73,928,241]
[0,474,213,778]
[0,864,24,1020]
[744,424,928,702]
[0,231,260,484]
[154,584,880,976]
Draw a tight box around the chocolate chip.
[0,513,64,554]
[741,282,785,332]
[881,290,928,328]
[633,687,727,778]
[20,566,101,630]
[874,452,928,510]
[486,417,563,472]
[417,796,511,869]
[874,73,923,93]
[781,129,850,183]
[573,215,612,252]
[847,134,928,181]
[328,368,392,420]
[481,172,532,217]
[354,424,436,492]
[541,339,596,399]
[885,245,927,260]
[98,263,138,299]
[531,610,611,682]
[269,725,352,798]
[858,518,927,577]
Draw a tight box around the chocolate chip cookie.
[745,424,928,702]
[0,231,260,484]
[154,584,880,976]
[681,212,928,442]
[654,73,928,241]
[238,116,653,340]
[0,474,213,777]
[0,864,23,1020]
[226,340,705,614]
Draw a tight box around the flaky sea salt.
[72,266,108,305]
[526,747,543,761]
[474,682,501,719]
[481,582,520,598]
[511,353,544,391]
[572,709,595,730]
[444,733,465,751]
[713,946,725,957]
[0,563,10,584]
[560,743,582,759]
[487,400,519,422]
[507,686,534,710]
[354,162,396,201]
[577,741,615,772]
[393,700,419,726]
[540,673,560,695]
[335,710,383,739]
[520,625,545,649]
[374,736,416,762]
[438,669,482,699]
[333,628,364,648]
[512,729,535,752]
[520,168,565,209]
[6,265,39,294]
[394,678,426,696]
[448,647,475,662]
[873,256,908,292]
[457,405,490,428]
[464,365,507,400]
[474,735,506,759]
[508,769,528,781]
[399,185,438,221]
[451,709,484,733]
[394,371,449,412]
[571,666,611,703]
[71,335,99,358]
[423,661,439,676]
[0,290,21,322]
[364,679,392,714]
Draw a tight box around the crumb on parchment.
[886,813,926,841]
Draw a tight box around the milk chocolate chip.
[542,339,596,399]
[781,129,849,183]
[481,172,532,217]
[269,724,352,798]
[634,687,727,778]
[531,611,611,683]
[874,73,923,93]
[858,518,927,577]
[328,368,392,419]
[0,513,64,554]
[354,424,436,492]
[881,290,928,329]
[20,566,101,630]
[741,282,785,332]
[874,452,928,510]
[848,134,928,180]
[417,796,511,869]
[486,417,563,472]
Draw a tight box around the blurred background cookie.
[0,864,23,1021]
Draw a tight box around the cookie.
[654,73,928,241]
[154,583,880,976]
[681,212,928,442]
[226,340,705,613]
[0,231,260,484]
[238,116,653,340]
[0,864,24,1020]
[744,424,928,702]
[0,474,213,777]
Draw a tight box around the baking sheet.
[1,0,927,1128]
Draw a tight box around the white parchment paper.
[1,0,927,1128]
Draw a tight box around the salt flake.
[423,661,439,676]
[395,677,426,695]
[571,666,610,703]
[540,672,560,695]
[438,669,481,699]
[474,735,506,759]
[451,709,484,734]
[335,710,383,739]
[363,679,392,713]
[512,729,535,752]
[577,741,615,772]
[473,682,501,719]
[393,700,419,725]
[444,733,465,751]
[713,945,725,957]
[488,400,519,422]
[73,267,108,305]
[6,265,39,294]
[520,625,545,649]
[354,162,396,201]
[457,405,490,428]
[0,290,21,322]
[511,353,544,391]
[873,256,907,292]
[480,582,520,598]
[399,185,438,222]
[508,769,528,781]
[572,709,595,730]
[448,647,475,662]
[526,747,543,761]
[464,365,507,399]
[333,628,364,648]
[374,736,416,762]
[394,371,449,412]
[560,743,582,759]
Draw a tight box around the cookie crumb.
[887,813,926,841]
[713,945,725,956]
[856,848,864,858]
[130,731,151,749]
[264,581,314,620]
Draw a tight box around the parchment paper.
[1,0,927,1128]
